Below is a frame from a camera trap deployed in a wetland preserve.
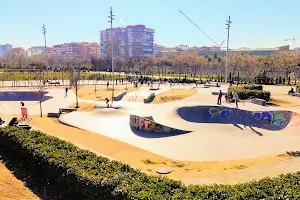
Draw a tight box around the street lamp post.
[42,24,47,79]
[285,36,297,56]
[108,7,115,107]
[225,16,232,84]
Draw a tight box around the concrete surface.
[1,84,300,162]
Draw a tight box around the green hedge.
[243,85,263,91]
[228,86,271,102]
[1,127,300,199]
[297,84,300,93]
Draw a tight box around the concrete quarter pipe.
[177,106,300,131]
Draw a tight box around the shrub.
[243,85,263,91]
[297,84,300,93]
[1,127,300,199]
[228,86,271,102]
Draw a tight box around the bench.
[47,113,60,118]
[211,92,226,96]
[251,98,266,106]
[289,93,300,97]
[59,108,77,114]
[204,84,220,87]
[17,124,32,130]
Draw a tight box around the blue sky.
[0,0,299,49]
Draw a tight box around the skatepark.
[1,83,300,184]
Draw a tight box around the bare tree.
[69,69,81,108]
[35,80,45,117]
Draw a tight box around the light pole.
[108,7,115,107]
[285,36,296,50]
[42,24,47,79]
[285,36,297,56]
[225,16,232,83]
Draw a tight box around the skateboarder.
[105,98,110,108]
[217,90,223,105]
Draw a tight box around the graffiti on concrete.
[0,91,49,101]
[130,115,190,134]
[178,106,295,131]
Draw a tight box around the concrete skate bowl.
[177,106,300,131]
[89,107,128,118]
[0,91,51,102]
[130,114,191,138]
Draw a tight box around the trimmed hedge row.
[228,86,271,102]
[1,126,300,199]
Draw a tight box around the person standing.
[233,92,239,108]
[65,87,68,97]
[217,90,223,105]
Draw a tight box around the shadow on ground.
[130,127,189,138]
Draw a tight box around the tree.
[69,70,81,108]
[35,82,45,117]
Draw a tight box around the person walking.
[217,90,223,105]
[233,92,239,108]
[65,87,69,97]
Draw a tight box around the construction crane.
[179,10,225,48]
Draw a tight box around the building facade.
[100,24,154,58]
[26,46,53,57]
[0,44,13,58]
[53,42,100,61]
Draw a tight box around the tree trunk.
[76,88,79,108]
[39,100,42,117]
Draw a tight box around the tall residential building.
[26,46,53,57]
[100,24,154,58]
[53,42,100,61]
[0,44,13,58]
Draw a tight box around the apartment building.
[100,24,154,58]
[53,42,100,61]
[0,44,13,58]
[26,46,53,57]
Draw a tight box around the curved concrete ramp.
[130,114,190,134]
[177,106,300,131]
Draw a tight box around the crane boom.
[179,10,220,47]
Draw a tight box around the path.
[179,157,300,185]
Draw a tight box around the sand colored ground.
[27,115,290,181]
[74,85,137,101]
[68,102,95,112]
[151,89,197,104]
[0,161,39,200]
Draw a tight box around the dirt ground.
[0,161,39,200]
[68,102,95,112]
[74,85,137,101]
[152,89,197,104]
[28,116,290,180]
